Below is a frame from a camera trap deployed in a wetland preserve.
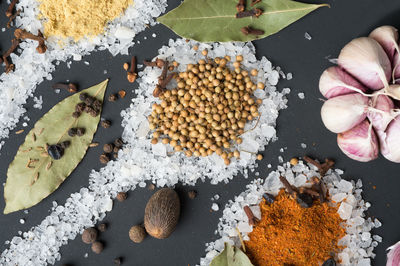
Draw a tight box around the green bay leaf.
[158,0,328,42]
[4,79,108,214]
[210,243,254,266]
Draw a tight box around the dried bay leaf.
[210,243,254,266]
[3,79,108,214]
[158,0,328,42]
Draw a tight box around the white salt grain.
[19,219,25,225]
[304,32,312,40]
[300,143,307,149]
[298,92,305,99]
[211,203,219,211]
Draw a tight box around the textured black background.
[0,0,399,265]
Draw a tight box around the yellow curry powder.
[38,0,133,41]
[245,190,346,266]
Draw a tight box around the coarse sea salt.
[0,39,288,265]
[0,0,167,151]
[200,160,380,266]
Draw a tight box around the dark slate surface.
[0,0,399,265]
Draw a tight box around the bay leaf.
[3,79,108,214]
[158,0,328,42]
[210,243,254,266]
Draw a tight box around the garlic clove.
[386,240,400,266]
[367,92,396,131]
[377,117,400,162]
[385,84,400,100]
[321,93,368,133]
[319,66,368,98]
[338,37,391,90]
[369,25,399,61]
[337,120,379,162]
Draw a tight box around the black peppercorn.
[188,190,197,199]
[97,223,107,232]
[114,138,123,147]
[47,144,64,160]
[79,93,88,101]
[116,192,127,202]
[93,99,102,110]
[322,258,336,266]
[296,193,314,208]
[89,109,99,117]
[103,143,113,153]
[262,193,275,204]
[68,128,77,137]
[114,257,122,265]
[84,96,95,106]
[108,94,118,102]
[101,120,111,128]
[75,102,86,113]
[60,141,70,149]
[99,153,110,164]
[84,105,93,113]
[91,241,103,254]
[76,128,85,136]
[82,227,98,244]
[72,111,81,118]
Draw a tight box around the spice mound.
[148,55,264,165]
[38,0,133,41]
[245,190,345,266]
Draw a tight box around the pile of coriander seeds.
[148,53,264,165]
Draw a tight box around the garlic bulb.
[321,93,368,133]
[387,240,400,266]
[338,37,391,90]
[378,118,400,163]
[319,66,367,98]
[337,120,378,162]
[367,92,396,131]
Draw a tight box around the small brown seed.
[118,90,126,98]
[82,228,98,244]
[15,129,24,134]
[129,225,146,243]
[114,138,123,147]
[290,157,299,166]
[256,154,263,160]
[97,223,107,232]
[114,257,122,265]
[116,192,127,202]
[99,153,110,164]
[108,94,118,102]
[91,241,104,254]
[103,143,113,153]
[123,62,129,71]
[188,190,197,199]
[148,183,155,190]
[101,120,111,129]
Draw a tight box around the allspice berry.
[129,225,146,243]
[91,241,104,254]
[82,227,98,244]
[116,192,127,202]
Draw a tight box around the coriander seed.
[82,227,98,244]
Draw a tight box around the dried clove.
[241,26,265,36]
[7,9,20,29]
[251,0,261,6]
[236,8,263,18]
[236,0,245,12]
[303,156,335,176]
[159,72,175,89]
[279,176,296,197]
[127,56,137,83]
[2,38,20,73]
[52,83,78,93]
[143,58,165,68]
[14,29,47,54]
[153,85,164,98]
[243,205,259,226]
[6,0,18,17]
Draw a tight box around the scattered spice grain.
[116,192,127,202]
[103,143,114,153]
[15,129,24,134]
[101,120,111,128]
[118,90,126,98]
[108,94,118,102]
[188,190,197,199]
[129,225,146,243]
[91,241,104,254]
[99,153,110,164]
[82,228,98,244]
[97,223,107,232]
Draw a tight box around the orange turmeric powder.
[245,190,346,266]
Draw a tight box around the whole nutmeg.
[91,241,104,254]
[129,225,146,243]
[82,227,98,244]
[144,188,180,239]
